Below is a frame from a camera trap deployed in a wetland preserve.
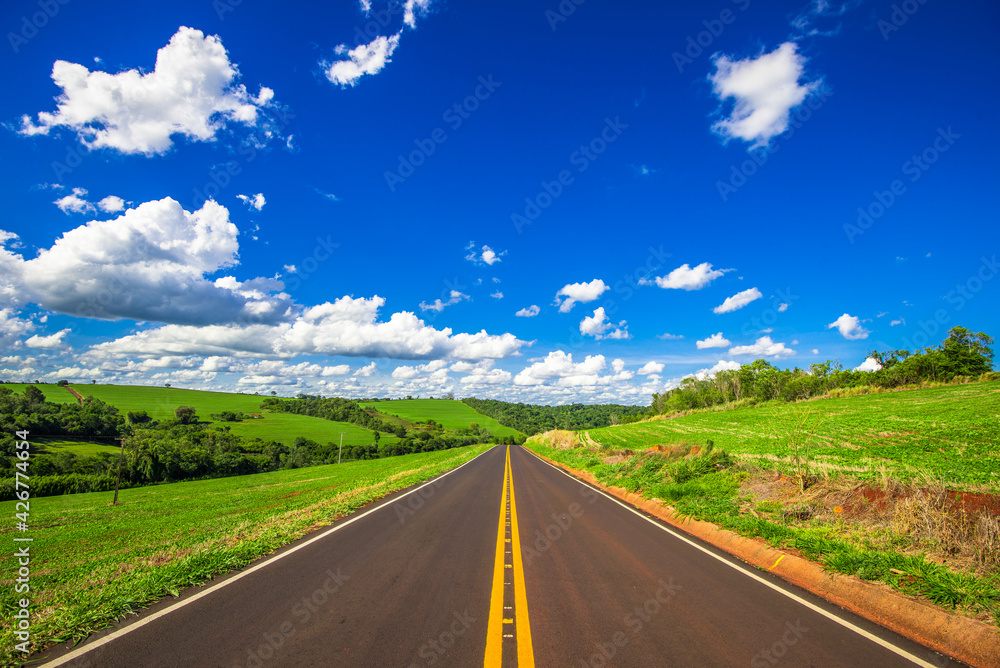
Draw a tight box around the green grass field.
[34,438,121,457]
[585,381,1000,488]
[361,399,522,438]
[225,412,398,447]
[72,384,268,420]
[0,383,79,404]
[0,444,493,663]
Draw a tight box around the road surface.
[38,445,963,667]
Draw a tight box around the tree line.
[461,398,648,436]
[260,395,406,436]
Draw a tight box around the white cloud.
[791,0,855,37]
[777,302,789,312]
[691,360,742,381]
[696,332,731,349]
[354,361,377,377]
[729,336,795,357]
[20,27,277,155]
[0,308,35,347]
[325,33,401,87]
[490,291,504,300]
[458,367,513,387]
[237,193,266,211]
[97,195,126,213]
[54,187,94,214]
[640,262,728,290]
[403,0,432,28]
[890,318,905,327]
[811,348,819,355]
[638,361,664,375]
[854,357,883,372]
[515,305,540,318]
[466,244,506,266]
[555,279,608,313]
[579,307,629,340]
[709,42,820,147]
[482,246,503,265]
[514,351,631,388]
[11,197,294,326]
[657,332,684,340]
[391,360,449,380]
[713,287,762,314]
[284,265,297,274]
[90,295,527,362]
[420,290,470,312]
[827,313,869,340]
[25,328,71,349]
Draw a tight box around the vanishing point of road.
[38,445,963,667]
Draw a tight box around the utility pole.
[338,432,345,464]
[112,436,125,506]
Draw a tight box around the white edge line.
[42,446,499,667]
[522,447,938,668]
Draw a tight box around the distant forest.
[461,398,648,436]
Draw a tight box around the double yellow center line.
[484,446,534,667]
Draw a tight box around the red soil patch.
[950,490,1000,516]
[65,386,84,403]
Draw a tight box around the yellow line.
[769,554,786,570]
[483,446,535,667]
[508,448,535,667]
[483,447,510,667]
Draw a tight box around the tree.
[939,327,994,377]
[57,379,69,386]
[174,406,198,425]
[23,385,46,406]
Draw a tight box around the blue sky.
[0,0,997,404]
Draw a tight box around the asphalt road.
[38,445,963,667]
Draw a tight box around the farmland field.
[71,384,268,420]
[0,444,493,663]
[34,437,121,457]
[361,398,522,438]
[225,411,397,446]
[0,383,79,404]
[585,381,1000,488]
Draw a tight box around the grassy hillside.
[526,382,1000,628]
[225,412,397,447]
[16,383,391,447]
[35,437,121,457]
[73,383,267,420]
[0,383,78,404]
[585,381,1000,488]
[0,444,492,663]
[361,398,522,438]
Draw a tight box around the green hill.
[0,383,79,404]
[360,398,522,438]
[583,380,1000,488]
[5,383,392,447]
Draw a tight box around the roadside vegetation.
[526,378,1000,629]
[0,444,491,665]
